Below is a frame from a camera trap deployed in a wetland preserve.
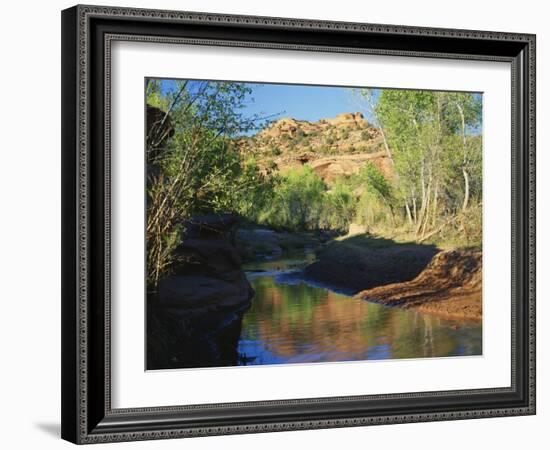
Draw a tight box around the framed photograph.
[61,4,536,444]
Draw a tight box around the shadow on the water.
[147,300,247,370]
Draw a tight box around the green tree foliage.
[368,89,482,243]
[320,180,357,232]
[257,167,357,233]
[146,79,270,286]
[360,163,392,201]
[145,79,170,111]
[259,167,325,231]
[354,163,395,229]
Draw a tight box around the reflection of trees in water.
[146,270,481,369]
[423,315,433,357]
[241,275,481,363]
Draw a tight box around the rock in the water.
[234,228,283,260]
[156,214,254,310]
[157,275,253,310]
[234,228,324,262]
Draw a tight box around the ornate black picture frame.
[61,4,536,444]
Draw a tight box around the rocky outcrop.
[259,118,303,139]
[258,112,370,140]
[325,112,369,128]
[237,112,390,183]
[308,151,392,182]
[355,249,482,321]
[155,214,254,311]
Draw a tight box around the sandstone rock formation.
[325,112,369,128]
[308,151,392,182]
[238,112,391,182]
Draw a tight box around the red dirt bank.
[355,249,482,321]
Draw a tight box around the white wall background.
[0,0,546,448]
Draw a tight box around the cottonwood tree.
[365,89,482,240]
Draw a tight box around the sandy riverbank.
[355,248,482,321]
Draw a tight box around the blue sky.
[157,79,374,124]
[242,83,369,123]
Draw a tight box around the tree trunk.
[431,183,439,227]
[420,180,432,238]
[456,102,470,213]
[416,164,428,235]
[362,89,395,166]
[418,154,435,238]
[462,167,470,211]
[379,127,394,165]
[405,201,413,226]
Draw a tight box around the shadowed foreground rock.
[355,249,482,321]
[147,214,254,370]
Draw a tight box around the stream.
[237,251,482,366]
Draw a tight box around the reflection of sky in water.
[237,258,482,367]
[365,344,391,360]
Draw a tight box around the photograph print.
[145,79,483,370]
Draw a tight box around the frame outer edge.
[527,33,536,414]
[77,3,90,444]
[65,4,537,444]
[76,3,534,41]
[61,5,80,445]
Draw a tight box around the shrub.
[266,159,278,170]
[355,189,393,230]
[361,130,371,141]
[257,168,358,233]
[258,166,326,231]
[354,163,395,229]
[319,181,357,232]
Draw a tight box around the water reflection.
[237,257,482,366]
